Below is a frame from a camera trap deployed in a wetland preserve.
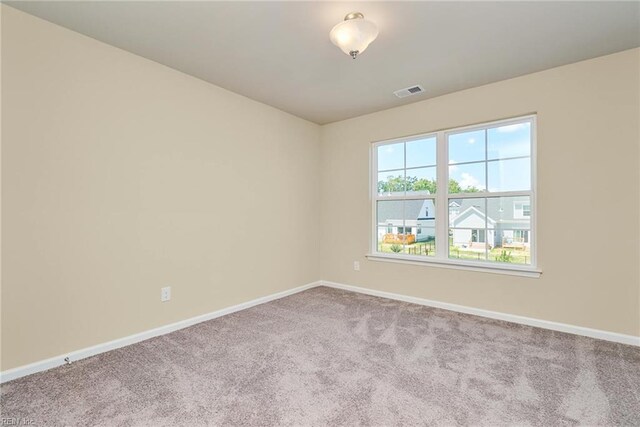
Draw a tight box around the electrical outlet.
[161,286,171,302]
[353,261,360,271]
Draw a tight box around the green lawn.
[450,246,531,264]
[377,241,530,264]
[378,241,435,256]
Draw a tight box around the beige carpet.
[1,286,639,426]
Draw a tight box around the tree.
[448,179,480,194]
[448,179,461,194]
[378,176,480,194]
[413,178,437,194]
[378,175,405,193]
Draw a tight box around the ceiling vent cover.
[394,85,425,98]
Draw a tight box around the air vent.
[393,85,425,98]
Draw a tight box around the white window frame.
[514,202,531,219]
[367,115,540,278]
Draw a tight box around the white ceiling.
[8,1,640,124]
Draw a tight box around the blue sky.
[377,136,436,171]
[378,122,531,193]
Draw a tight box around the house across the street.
[377,199,436,243]
[449,197,531,251]
[377,196,531,251]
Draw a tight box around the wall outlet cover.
[161,286,171,302]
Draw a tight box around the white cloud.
[460,172,483,189]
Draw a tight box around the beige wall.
[1,6,320,370]
[2,6,639,372]
[320,48,640,337]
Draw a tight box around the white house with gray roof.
[377,196,531,250]
[449,197,531,251]
[377,199,436,243]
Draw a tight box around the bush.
[390,244,402,253]
[496,250,514,263]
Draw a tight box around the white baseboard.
[3,279,637,384]
[320,280,640,347]
[0,281,321,384]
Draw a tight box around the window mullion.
[403,142,407,254]
[436,131,448,259]
[371,142,381,255]
[484,129,489,261]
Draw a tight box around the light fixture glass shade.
[329,14,378,59]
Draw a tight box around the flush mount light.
[329,12,379,59]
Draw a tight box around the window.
[471,229,486,243]
[514,203,531,219]
[514,230,529,243]
[371,116,536,274]
[375,136,437,257]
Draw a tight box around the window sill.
[365,253,541,278]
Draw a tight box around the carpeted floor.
[1,286,639,426]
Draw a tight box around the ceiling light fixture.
[329,12,379,59]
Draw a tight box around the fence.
[407,242,435,256]
[382,233,416,245]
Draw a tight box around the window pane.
[402,198,435,225]
[486,196,531,224]
[406,167,437,196]
[409,228,436,257]
[448,130,485,164]
[487,122,531,160]
[486,196,531,265]
[377,201,407,255]
[406,137,436,168]
[487,158,531,192]
[448,198,487,233]
[449,198,488,261]
[377,142,404,171]
[377,227,412,254]
[376,200,404,226]
[377,199,436,257]
[449,162,486,193]
[377,227,406,254]
[377,171,405,196]
[402,199,434,254]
